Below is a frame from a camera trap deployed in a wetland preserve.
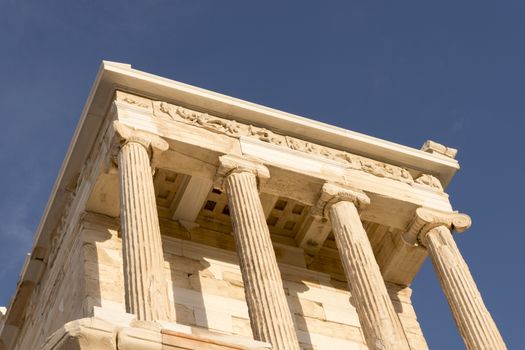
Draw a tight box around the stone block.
[194,307,233,333]
[288,296,325,320]
[174,303,195,326]
[222,271,244,288]
[295,316,363,342]
[231,316,252,337]
[165,255,210,275]
[168,270,192,289]
[285,281,351,307]
[296,330,366,350]
[170,287,249,319]
[189,275,246,301]
[322,304,360,327]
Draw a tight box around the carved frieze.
[154,101,243,137]
[115,91,153,110]
[116,94,445,187]
[249,125,286,146]
[121,96,151,109]
[414,174,443,191]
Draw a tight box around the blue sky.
[1,1,523,348]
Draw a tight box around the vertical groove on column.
[118,141,172,322]
[225,171,300,350]
[330,201,411,350]
[425,226,506,350]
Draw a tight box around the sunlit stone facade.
[0,62,505,350]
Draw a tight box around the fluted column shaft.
[225,171,300,350]
[423,226,506,350]
[329,201,410,350]
[118,140,171,321]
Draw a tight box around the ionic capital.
[403,207,471,247]
[313,183,370,218]
[214,154,270,190]
[113,121,169,155]
[110,121,169,171]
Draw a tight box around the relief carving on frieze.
[285,136,413,183]
[123,97,445,187]
[414,174,443,190]
[249,125,286,145]
[155,101,241,137]
[121,96,151,109]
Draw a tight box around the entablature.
[118,91,450,189]
[113,90,453,230]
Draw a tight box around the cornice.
[102,61,460,186]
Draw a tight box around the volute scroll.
[214,154,270,192]
[312,182,371,219]
[403,207,472,247]
[113,121,169,156]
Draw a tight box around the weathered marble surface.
[407,208,506,350]
[2,68,500,350]
[42,317,272,350]
[220,156,300,350]
[322,184,410,350]
[115,122,173,322]
[81,210,433,350]
[423,226,506,350]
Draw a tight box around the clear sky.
[0,1,523,348]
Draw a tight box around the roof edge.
[102,61,459,183]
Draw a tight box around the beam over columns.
[295,209,332,262]
[114,122,173,322]
[260,192,279,218]
[405,208,507,350]
[216,155,300,350]
[319,183,411,350]
[170,174,213,229]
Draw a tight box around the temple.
[0,62,505,350]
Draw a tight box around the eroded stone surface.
[422,226,507,350]
[324,185,410,350]
[152,99,415,185]
[117,126,172,322]
[1,71,501,350]
[223,158,300,350]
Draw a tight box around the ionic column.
[405,208,506,350]
[318,183,411,350]
[217,155,300,350]
[114,122,172,322]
